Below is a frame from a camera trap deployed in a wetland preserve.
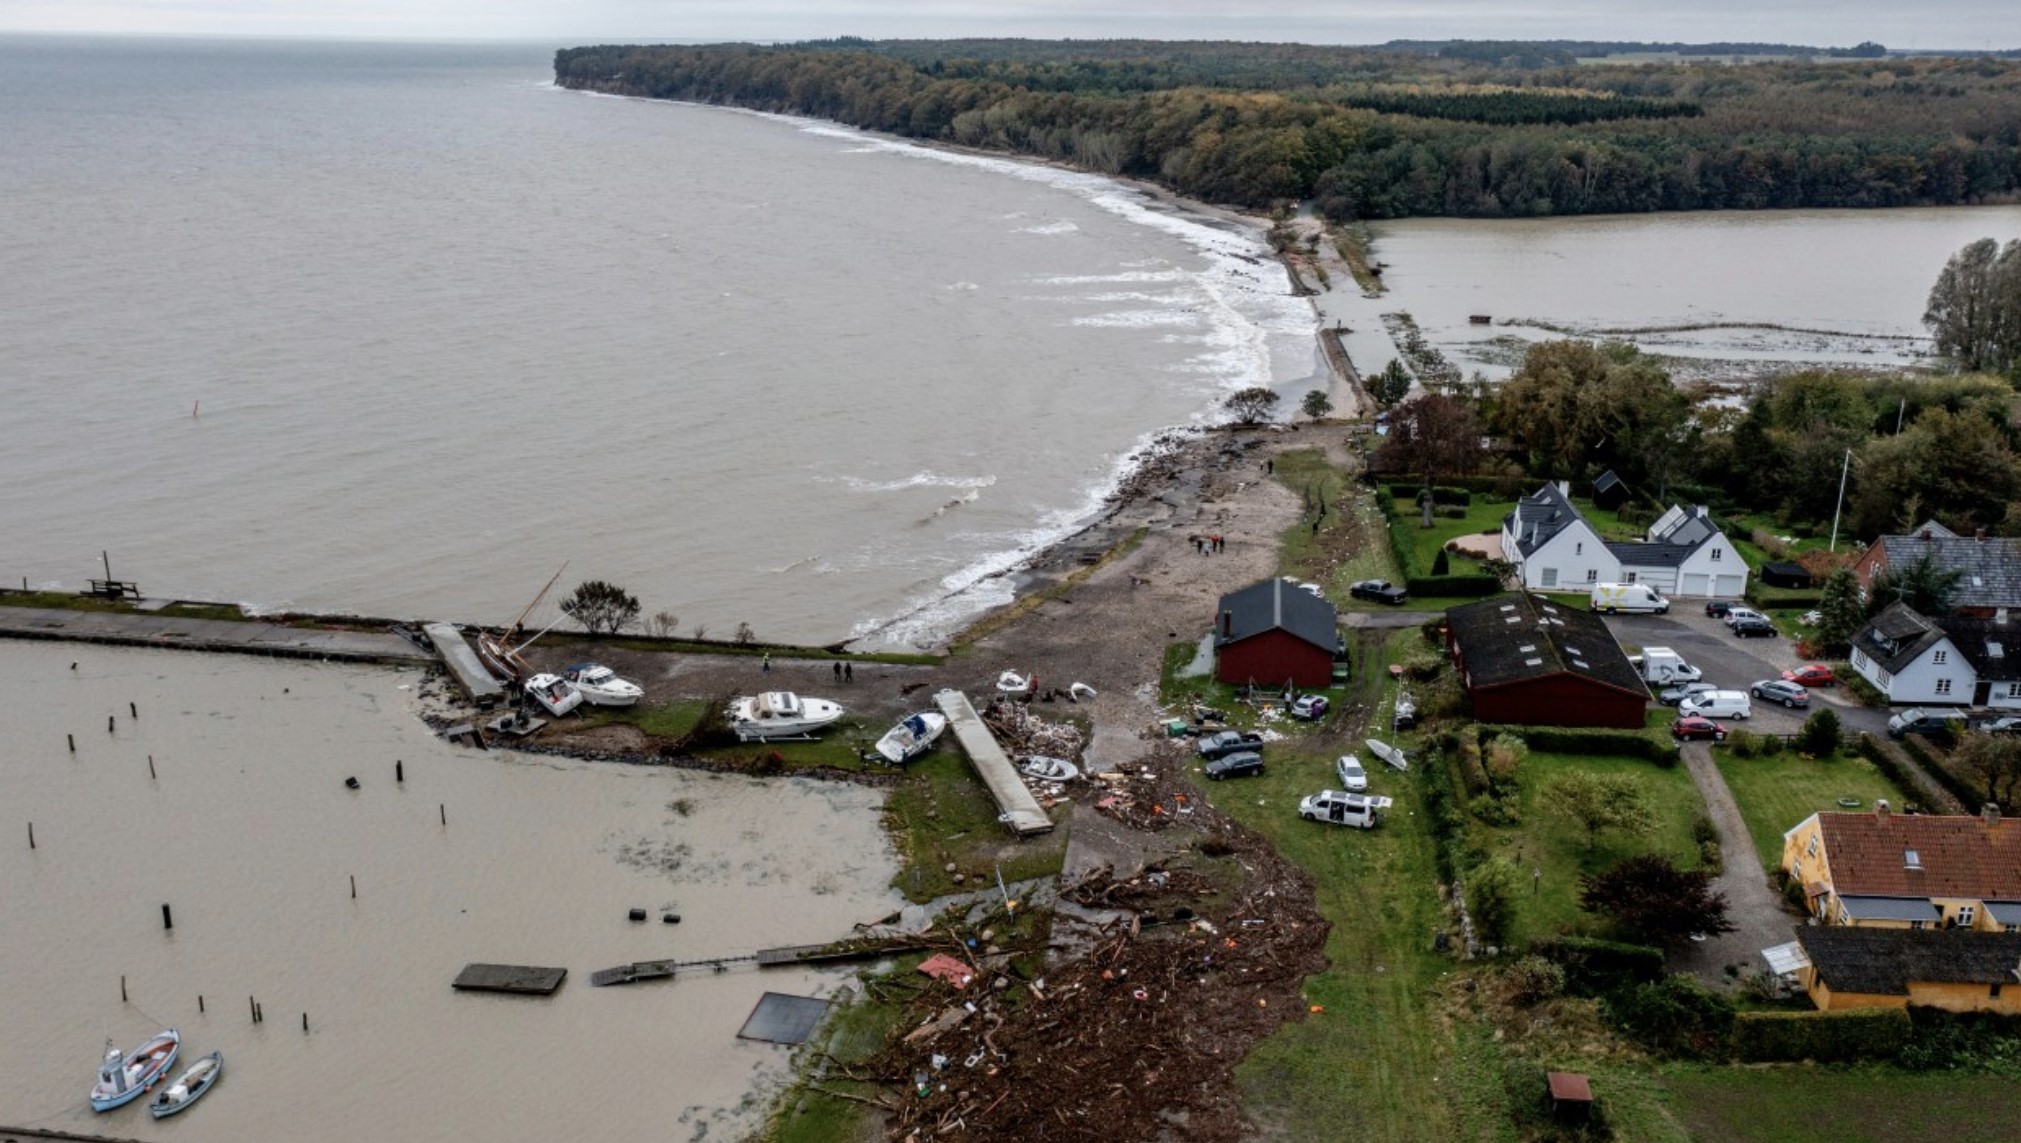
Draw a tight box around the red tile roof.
[1817,811,2021,898]
[1547,1072,1593,1102]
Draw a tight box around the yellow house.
[1794,926,2021,1013]
[1781,801,2021,932]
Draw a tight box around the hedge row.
[1490,725,1678,766]
[1374,487,1503,598]
[1386,483,1474,506]
[1730,1007,1911,1063]
[1530,935,1665,995]
[1854,735,1928,811]
[1897,733,1983,813]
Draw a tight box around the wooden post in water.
[302,1012,309,1033]
[130,702,138,719]
[256,1001,263,1023]
[440,803,446,826]
[350,875,357,899]
[68,733,75,753]
[162,904,173,930]
[108,715,115,734]
[121,976,127,1002]
[148,756,156,779]
[250,996,257,1023]
[27,822,33,849]
[396,760,404,782]
[198,994,205,1013]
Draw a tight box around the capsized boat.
[563,662,643,707]
[1365,738,1408,772]
[148,1051,222,1119]
[91,1029,179,1112]
[729,691,844,741]
[524,673,584,717]
[874,711,947,764]
[1019,755,1080,783]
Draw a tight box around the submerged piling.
[350,874,357,900]
[162,903,173,930]
[396,760,404,782]
[108,715,115,734]
[121,975,127,1002]
[199,994,205,1013]
[68,733,75,753]
[27,822,33,849]
[130,701,137,718]
[148,755,156,779]
[439,803,446,826]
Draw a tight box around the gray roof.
[1605,539,1693,569]
[1937,616,2021,683]
[1837,895,1942,923]
[1797,926,2021,996]
[1853,602,2021,681]
[1444,592,1646,696]
[1875,529,2021,611]
[1987,901,2021,927]
[1214,578,1338,654]
[1609,505,1725,570]
[1852,602,1947,676]
[1504,484,1585,558]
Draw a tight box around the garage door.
[1713,574,1746,597]
[1681,573,1709,597]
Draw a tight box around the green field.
[1715,747,1908,869]
[1667,1065,2021,1143]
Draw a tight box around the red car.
[1783,664,1837,687]
[1671,716,1729,742]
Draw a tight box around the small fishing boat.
[874,711,947,764]
[1019,756,1080,783]
[563,662,643,707]
[1365,738,1408,772]
[728,691,844,741]
[995,670,1034,697]
[90,1029,179,1112]
[524,673,584,717]
[149,1051,222,1119]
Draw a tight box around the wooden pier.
[933,689,1054,836]
[0,605,434,667]
[590,939,930,985]
[424,622,506,708]
[451,963,567,995]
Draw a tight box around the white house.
[1850,601,2021,709]
[1501,483,1614,592]
[1501,485,1741,598]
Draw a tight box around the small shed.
[1546,1071,1593,1119]
[1761,560,1814,589]
[1591,469,1630,511]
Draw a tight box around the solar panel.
[737,992,831,1045]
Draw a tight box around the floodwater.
[0,641,902,1141]
[1334,205,2021,381]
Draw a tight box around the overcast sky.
[2,1,2018,50]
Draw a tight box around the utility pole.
[1829,448,1852,552]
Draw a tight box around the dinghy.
[149,1051,222,1119]
[1365,738,1408,772]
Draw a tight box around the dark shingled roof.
[1797,926,2021,996]
[1214,578,1338,654]
[1852,602,2021,681]
[1504,484,1585,558]
[1444,592,1645,696]
[1875,528,2021,611]
[1851,602,1948,677]
[1814,809,2021,899]
[1938,615,2021,683]
[1609,505,1726,570]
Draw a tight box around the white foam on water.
[1014,219,1080,235]
[834,471,999,493]
[1071,309,1201,329]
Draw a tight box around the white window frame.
[1807,835,1819,858]
[1542,567,1559,588]
[1936,678,1953,696]
[2007,683,2021,699]
[1711,547,1723,561]
[1586,569,1599,583]
[1934,649,1949,665]
[1575,541,1583,555]
[1957,905,1977,927]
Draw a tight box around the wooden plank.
[452,963,566,995]
[933,689,1054,836]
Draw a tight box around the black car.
[1704,599,1744,619]
[1203,751,1264,780]
[1731,615,1777,638]
[1350,579,1409,605]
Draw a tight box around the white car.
[1298,790,1393,829]
[1680,689,1752,720]
[1335,755,1368,791]
[1290,694,1330,720]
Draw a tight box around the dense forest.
[553,39,2021,218]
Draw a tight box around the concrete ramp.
[934,689,1053,837]
[424,622,506,708]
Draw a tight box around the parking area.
[1601,608,1890,737]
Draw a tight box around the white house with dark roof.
[1849,601,2021,708]
[1501,485,1740,597]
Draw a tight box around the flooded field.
[0,641,901,1141]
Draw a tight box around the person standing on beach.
[833,661,842,680]
[844,662,853,682]
[761,653,771,674]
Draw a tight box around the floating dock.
[934,689,1054,836]
[424,622,506,708]
[590,940,929,985]
[451,963,567,995]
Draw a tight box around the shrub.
[1497,725,1675,763]
[1404,573,1501,597]
[1690,814,1719,847]
[1468,857,1522,948]
[1899,1007,2021,1071]
[1732,1007,1911,1063]
[1457,736,1490,796]
[1468,792,1522,826]
[1505,956,1567,1005]
[1530,935,1665,995]
[1484,733,1529,786]
[1797,708,1843,757]
[1385,483,1472,506]
[1432,546,1451,575]
[1436,505,1467,518]
[1698,839,1723,874]
[1603,975,1736,1058]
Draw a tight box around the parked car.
[1980,715,2021,734]
[1671,716,1730,742]
[1335,754,1368,791]
[1349,579,1409,605]
[1290,694,1330,720]
[1298,790,1393,829]
[1750,679,1811,708]
[1731,615,1778,639]
[1658,680,1719,707]
[1195,730,1266,760]
[1204,751,1265,780]
[1705,599,1745,619]
[1782,664,1837,687]
[1590,582,1670,614]
[1887,708,1969,740]
[1723,606,1769,627]
[1680,690,1752,719]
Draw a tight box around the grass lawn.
[882,747,1069,902]
[1480,751,1709,944]
[1716,748,1910,869]
[1667,1064,2021,1143]
[1272,449,1402,593]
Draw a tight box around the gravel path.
[1668,741,1801,985]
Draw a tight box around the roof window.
[1905,848,1923,871]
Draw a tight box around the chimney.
[1220,610,1233,638]
[1921,527,1933,541]
[1987,803,2004,827]
[1557,480,1570,496]
[1875,798,1891,819]
[1977,527,1988,543]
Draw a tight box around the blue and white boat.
[90,1029,179,1111]
[149,1051,223,1119]
[874,711,946,764]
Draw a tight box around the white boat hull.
[874,712,946,764]
[730,692,844,741]
[525,674,584,717]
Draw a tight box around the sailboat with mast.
[477,563,568,683]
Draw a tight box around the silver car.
[1335,754,1368,791]
[1659,680,1718,707]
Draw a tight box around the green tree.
[1466,857,1522,947]
[1796,707,1843,758]
[1953,732,2021,809]
[1925,237,2021,375]
[1579,854,1735,949]
[559,580,640,635]
[1372,359,1413,408]
[1813,566,1868,653]
[1373,392,1482,489]
[1493,339,1688,488]
[1224,386,1281,424]
[1548,770,1655,851]
[1300,389,1334,420]
[1867,553,1964,618]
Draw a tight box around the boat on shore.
[729,692,844,741]
[149,1051,222,1119]
[1019,755,1079,783]
[524,673,584,717]
[564,662,643,707]
[91,1029,179,1112]
[874,711,946,764]
[1366,738,1408,772]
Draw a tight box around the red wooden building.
[1445,594,1647,728]
[1214,578,1341,689]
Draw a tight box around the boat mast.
[506,562,569,636]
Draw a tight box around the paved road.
[1602,608,1890,738]
[1666,741,1801,985]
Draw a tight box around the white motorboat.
[563,662,643,707]
[996,670,1034,697]
[874,711,947,764]
[729,692,844,741]
[1019,756,1080,783]
[1365,738,1408,772]
[524,673,583,717]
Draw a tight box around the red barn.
[1445,594,1648,728]
[1214,578,1341,689]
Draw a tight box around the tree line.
[554,40,2021,218]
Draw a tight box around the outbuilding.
[1445,593,1649,728]
[1214,578,1341,689]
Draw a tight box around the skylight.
[1904,849,1923,871]
[1523,658,1544,666]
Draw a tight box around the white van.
[1590,582,1670,614]
[1679,690,1752,720]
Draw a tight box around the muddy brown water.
[1,642,900,1141]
